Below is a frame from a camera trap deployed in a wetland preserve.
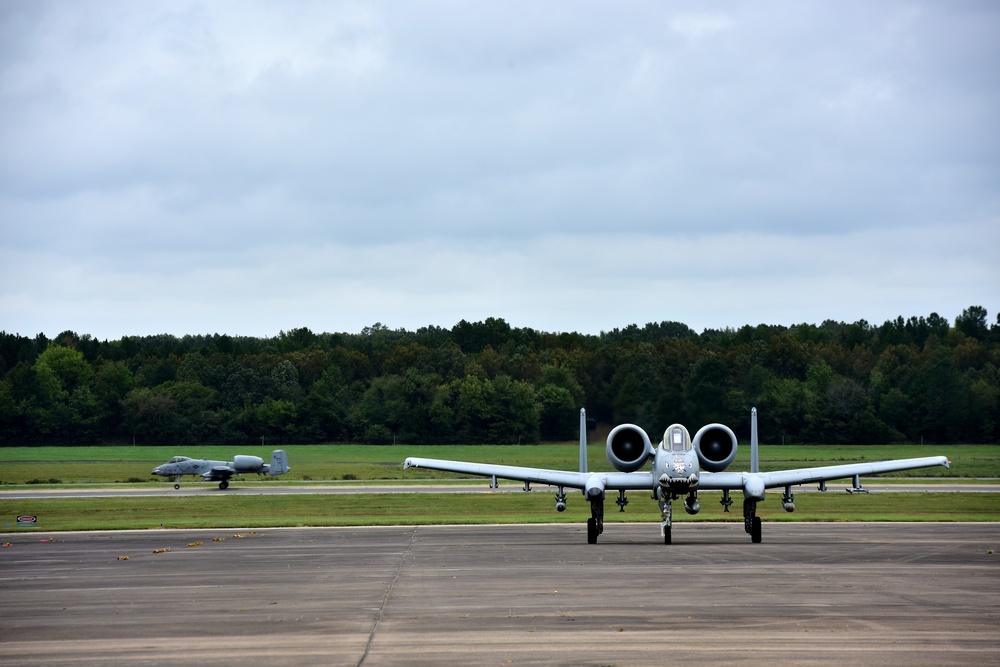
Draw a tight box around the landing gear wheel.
[663,526,671,545]
[750,516,762,543]
[219,480,229,490]
[173,483,180,490]
[587,518,598,544]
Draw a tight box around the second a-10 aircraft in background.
[152,450,289,489]
[404,408,950,544]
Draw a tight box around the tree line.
[1,306,997,446]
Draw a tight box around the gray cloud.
[1,1,997,338]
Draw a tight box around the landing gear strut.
[744,499,762,543]
[659,495,673,544]
[587,496,604,544]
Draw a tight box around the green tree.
[298,365,351,441]
[93,361,135,437]
[760,377,811,443]
[121,381,218,444]
[121,387,184,444]
[30,346,96,439]
[537,384,577,440]
[909,346,966,442]
[354,370,445,444]
[955,306,988,341]
[685,355,736,427]
[451,317,512,353]
[254,399,298,443]
[877,387,911,437]
[0,363,40,441]
[270,360,302,401]
[446,374,537,443]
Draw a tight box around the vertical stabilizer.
[270,450,290,476]
[750,408,759,474]
[579,408,588,473]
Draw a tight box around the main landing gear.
[170,479,231,490]
[586,491,633,543]
[585,490,765,545]
[587,496,604,544]
[744,499,762,543]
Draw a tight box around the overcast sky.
[2,1,997,340]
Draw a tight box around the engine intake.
[692,424,738,472]
[606,424,654,473]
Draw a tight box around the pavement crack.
[357,527,416,667]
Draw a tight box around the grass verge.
[1,443,996,484]
[2,491,998,532]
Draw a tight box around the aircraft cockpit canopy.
[666,425,691,452]
[167,456,191,463]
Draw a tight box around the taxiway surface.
[1,523,998,666]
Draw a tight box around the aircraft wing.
[201,466,235,482]
[406,455,949,493]
[698,456,950,490]
[403,458,654,491]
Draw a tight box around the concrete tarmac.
[1,523,998,666]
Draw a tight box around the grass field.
[2,442,996,532]
[3,491,998,533]
[1,442,995,485]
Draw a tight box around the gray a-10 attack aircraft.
[152,450,289,489]
[404,408,949,544]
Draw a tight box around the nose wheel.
[586,497,604,544]
[744,499,762,543]
[659,497,672,544]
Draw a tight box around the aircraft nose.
[658,472,699,490]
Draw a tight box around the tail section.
[750,407,759,474]
[269,450,290,476]
[579,408,588,473]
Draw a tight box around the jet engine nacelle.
[232,455,265,472]
[606,424,655,473]
[692,424,738,472]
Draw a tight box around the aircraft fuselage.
[652,424,701,499]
